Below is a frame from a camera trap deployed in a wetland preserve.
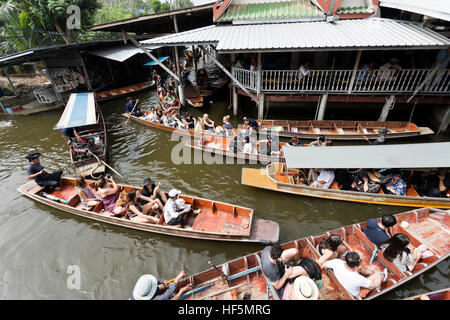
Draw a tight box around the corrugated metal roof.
[141,18,450,52]
[217,0,325,22]
[380,0,450,22]
[336,0,374,15]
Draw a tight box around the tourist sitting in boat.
[323,251,387,298]
[380,169,407,196]
[156,107,164,123]
[411,168,450,198]
[75,175,101,209]
[364,214,397,247]
[163,189,200,227]
[96,176,127,217]
[184,112,195,130]
[26,152,63,190]
[260,244,309,297]
[364,128,387,145]
[140,177,167,206]
[146,107,159,123]
[243,117,259,136]
[126,98,143,117]
[348,169,381,193]
[163,91,177,108]
[308,168,335,189]
[202,114,215,132]
[215,115,233,136]
[380,233,430,272]
[131,270,192,300]
[308,135,326,147]
[194,117,203,132]
[125,189,160,224]
[287,136,303,147]
[316,234,352,268]
[242,136,257,155]
[289,276,319,300]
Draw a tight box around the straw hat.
[132,274,158,300]
[292,276,319,300]
[367,171,382,183]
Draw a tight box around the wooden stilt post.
[2,67,17,95]
[80,56,93,91]
[317,93,328,120]
[347,50,362,94]
[257,53,263,119]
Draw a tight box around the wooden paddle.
[125,99,139,124]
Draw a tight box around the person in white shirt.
[309,169,335,189]
[298,62,310,80]
[324,252,387,297]
[242,136,257,154]
[147,107,159,122]
[163,189,200,227]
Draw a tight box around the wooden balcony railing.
[231,67,450,95]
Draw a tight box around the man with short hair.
[26,152,63,189]
[364,214,397,246]
[364,128,387,145]
[163,189,200,227]
[260,244,308,297]
[324,252,387,297]
[126,97,142,117]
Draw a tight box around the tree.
[23,0,102,44]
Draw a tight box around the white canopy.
[282,142,450,169]
[54,93,97,130]
[87,45,143,62]
[380,0,450,22]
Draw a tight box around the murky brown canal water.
[0,89,448,299]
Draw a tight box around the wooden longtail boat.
[17,178,279,243]
[242,163,450,209]
[242,143,450,209]
[184,80,203,108]
[172,207,449,300]
[405,288,450,300]
[237,120,433,140]
[94,81,155,102]
[54,93,108,178]
[185,134,286,164]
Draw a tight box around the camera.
[105,174,112,180]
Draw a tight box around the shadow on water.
[0,87,448,299]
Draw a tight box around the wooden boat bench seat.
[29,184,45,194]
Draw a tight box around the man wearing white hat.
[131,270,191,300]
[163,189,200,227]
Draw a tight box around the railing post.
[347,50,362,94]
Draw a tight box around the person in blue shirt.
[126,97,142,117]
[364,214,397,247]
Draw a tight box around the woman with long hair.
[75,176,100,208]
[125,189,159,224]
[381,233,423,272]
[97,176,127,217]
[316,234,352,267]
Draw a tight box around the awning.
[141,18,450,52]
[144,56,169,66]
[54,93,97,130]
[282,142,450,169]
[87,45,143,62]
[380,0,450,22]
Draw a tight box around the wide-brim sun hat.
[367,171,382,183]
[168,188,181,198]
[25,152,41,160]
[143,178,154,186]
[293,276,319,300]
[132,274,158,300]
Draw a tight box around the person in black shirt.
[139,177,168,207]
[126,98,142,117]
[364,128,387,145]
[26,152,63,189]
[423,168,450,198]
[184,112,195,129]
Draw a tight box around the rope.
[87,151,133,185]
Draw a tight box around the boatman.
[126,97,142,117]
[26,152,63,189]
[364,128,387,145]
[131,270,192,300]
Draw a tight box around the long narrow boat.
[171,207,449,300]
[242,143,450,209]
[94,80,156,102]
[184,80,203,108]
[237,120,434,140]
[405,288,450,300]
[17,178,279,243]
[185,134,286,164]
[54,93,108,178]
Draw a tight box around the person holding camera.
[97,175,127,217]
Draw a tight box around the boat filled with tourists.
[54,92,108,178]
[17,177,279,243]
[172,207,449,300]
[242,142,450,208]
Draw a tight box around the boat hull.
[95,81,155,102]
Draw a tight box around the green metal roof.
[217,0,325,22]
